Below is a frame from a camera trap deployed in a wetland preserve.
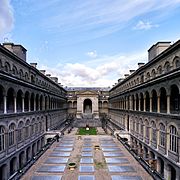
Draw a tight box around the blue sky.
[0,0,180,87]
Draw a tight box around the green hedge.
[78,127,97,135]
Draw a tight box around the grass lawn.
[78,127,97,135]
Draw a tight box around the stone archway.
[83,99,92,114]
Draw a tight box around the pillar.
[144,97,146,112]
[167,95,170,114]
[157,95,160,113]
[34,99,36,111]
[139,97,141,111]
[22,96,24,112]
[14,96,16,113]
[3,96,7,114]
[134,97,136,111]
[150,97,152,112]
[129,96,132,110]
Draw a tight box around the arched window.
[164,61,171,73]
[157,65,162,75]
[17,121,24,142]
[145,120,149,139]
[19,69,24,79]
[25,120,30,139]
[159,123,165,147]
[169,125,178,153]
[173,56,180,68]
[31,119,35,135]
[12,65,17,76]
[140,119,143,137]
[170,85,180,114]
[151,69,156,78]
[0,126,5,152]
[136,119,139,134]
[151,121,157,143]
[146,72,150,81]
[8,123,15,146]
[4,62,10,73]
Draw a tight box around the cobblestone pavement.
[21,128,153,180]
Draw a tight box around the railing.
[117,135,165,180]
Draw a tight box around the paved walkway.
[21,129,152,180]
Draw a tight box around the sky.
[0,0,180,87]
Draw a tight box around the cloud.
[86,50,97,58]
[39,50,147,87]
[133,20,159,30]
[39,0,180,39]
[0,0,14,39]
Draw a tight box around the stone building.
[0,43,67,179]
[108,41,180,180]
[66,87,109,127]
[0,39,180,180]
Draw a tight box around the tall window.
[136,119,139,134]
[140,120,143,136]
[151,121,157,143]
[8,123,15,146]
[17,122,24,142]
[0,126,5,151]
[145,120,149,138]
[159,123,165,147]
[170,125,178,153]
[25,120,30,138]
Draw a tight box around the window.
[18,122,24,142]
[151,121,157,143]
[164,62,170,73]
[8,123,15,146]
[25,120,30,138]
[140,120,143,136]
[159,123,165,147]
[0,126,5,151]
[145,120,149,138]
[169,125,178,153]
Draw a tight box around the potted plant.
[94,145,100,150]
[68,162,76,170]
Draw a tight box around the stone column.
[134,97,136,111]
[157,95,160,113]
[129,96,132,110]
[144,97,146,112]
[3,96,7,114]
[139,97,141,111]
[167,95,170,114]
[14,96,17,113]
[22,96,24,112]
[150,96,152,112]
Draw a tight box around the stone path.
[21,130,152,180]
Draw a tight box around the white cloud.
[133,20,159,30]
[39,51,147,87]
[86,50,97,58]
[0,0,14,39]
[40,0,180,38]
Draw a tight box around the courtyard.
[21,128,152,180]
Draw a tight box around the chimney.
[40,70,46,74]
[118,78,124,83]
[3,43,27,61]
[46,74,51,77]
[50,77,58,83]
[138,63,145,68]
[124,74,129,78]
[30,63,37,68]
[129,70,135,74]
[148,42,171,61]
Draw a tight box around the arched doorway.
[83,99,92,114]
